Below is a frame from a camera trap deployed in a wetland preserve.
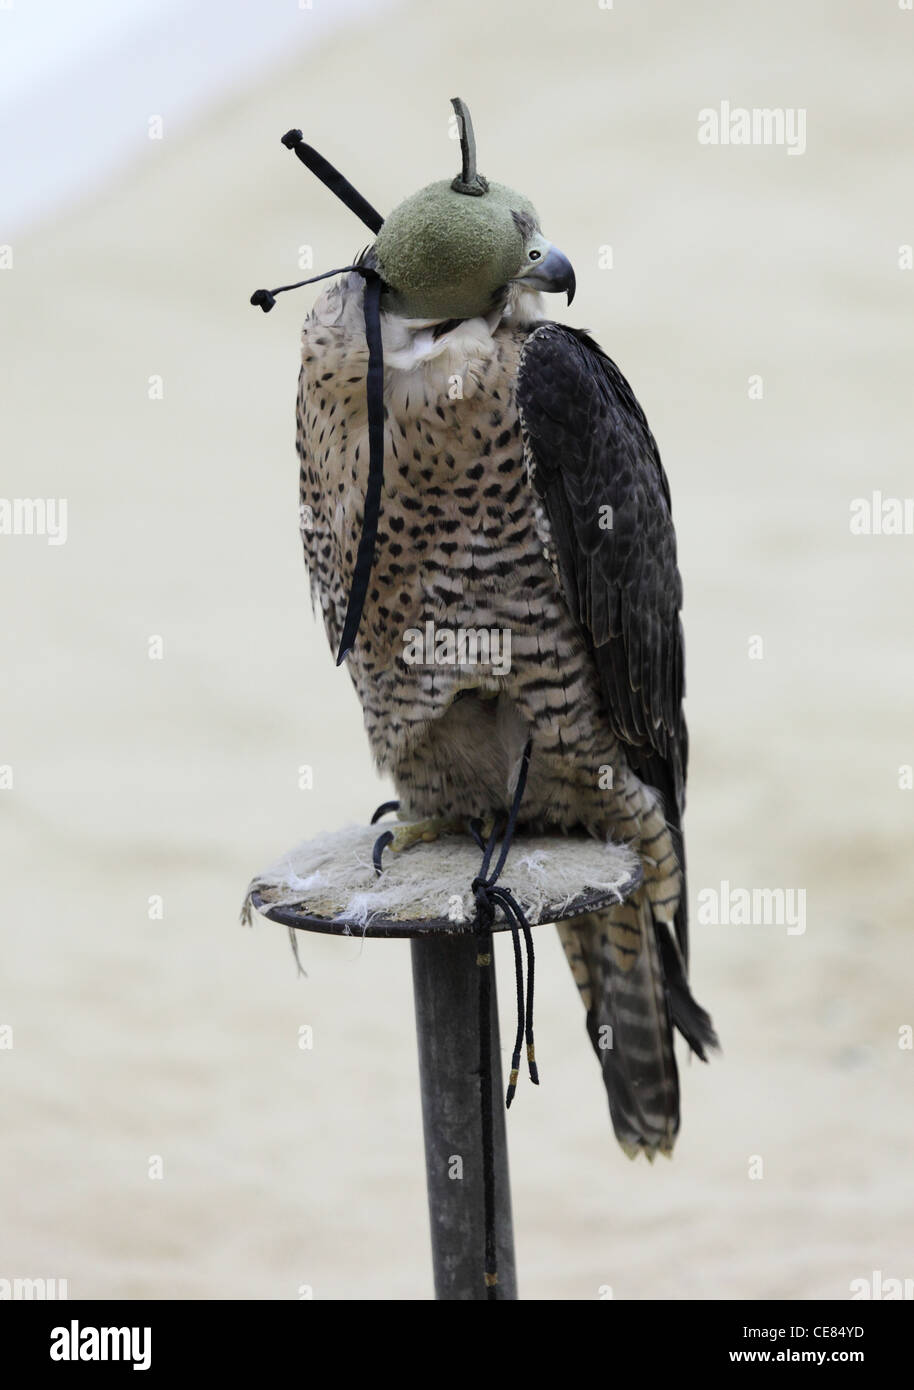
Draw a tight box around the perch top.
[243,822,642,938]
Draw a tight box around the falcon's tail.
[557,891,717,1159]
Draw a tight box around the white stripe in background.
[0,0,397,236]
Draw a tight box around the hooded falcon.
[289,100,717,1158]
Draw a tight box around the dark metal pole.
[410,934,517,1300]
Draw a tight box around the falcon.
[287,100,717,1158]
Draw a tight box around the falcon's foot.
[371,813,499,878]
[387,815,467,853]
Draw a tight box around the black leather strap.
[281,129,384,234]
[336,270,384,664]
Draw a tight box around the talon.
[468,814,498,850]
[372,830,394,876]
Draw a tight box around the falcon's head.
[372,99,575,322]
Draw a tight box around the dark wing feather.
[517,322,689,960]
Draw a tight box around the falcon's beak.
[514,243,576,305]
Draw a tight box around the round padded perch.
[242,822,642,1300]
[242,821,643,937]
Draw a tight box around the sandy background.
[2,0,912,1299]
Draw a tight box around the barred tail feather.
[559,893,680,1159]
[559,890,718,1157]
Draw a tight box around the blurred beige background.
[1,0,912,1299]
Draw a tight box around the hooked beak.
[514,243,576,305]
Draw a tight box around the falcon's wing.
[517,322,689,958]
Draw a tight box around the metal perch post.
[410,933,516,1300]
[246,823,642,1300]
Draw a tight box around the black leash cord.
[476,933,499,1299]
[335,270,384,664]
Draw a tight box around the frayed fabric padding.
[242,823,642,933]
